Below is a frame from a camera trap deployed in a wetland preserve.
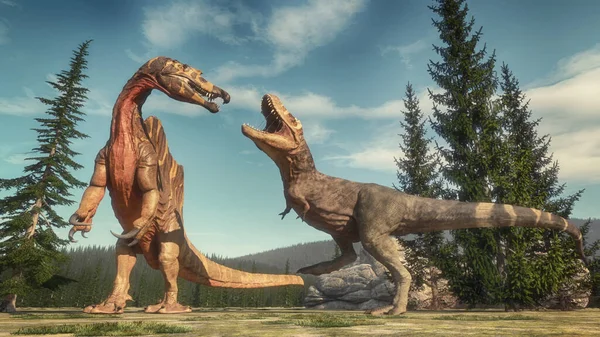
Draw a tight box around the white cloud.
[84,88,113,116]
[320,118,421,173]
[324,146,399,173]
[141,0,260,50]
[212,0,368,82]
[0,18,10,45]
[224,85,438,120]
[548,127,600,182]
[4,153,28,165]
[529,43,600,87]
[1,1,16,7]
[522,44,600,182]
[0,87,44,116]
[139,0,367,82]
[302,121,336,144]
[0,86,113,117]
[526,68,600,122]
[381,39,428,69]
[124,49,147,64]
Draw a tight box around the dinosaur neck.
[110,76,155,143]
[278,141,318,186]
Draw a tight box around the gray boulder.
[304,243,457,311]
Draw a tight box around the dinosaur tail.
[178,235,304,288]
[412,199,586,262]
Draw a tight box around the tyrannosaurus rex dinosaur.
[68,58,303,314]
[241,93,587,316]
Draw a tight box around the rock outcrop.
[303,244,457,310]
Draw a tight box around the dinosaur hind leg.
[84,240,136,314]
[145,228,191,314]
[360,233,411,316]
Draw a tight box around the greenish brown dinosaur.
[241,93,587,316]
[68,59,303,315]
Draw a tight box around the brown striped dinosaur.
[241,93,587,316]
[68,58,303,314]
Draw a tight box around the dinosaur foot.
[365,305,406,316]
[144,302,191,314]
[83,302,124,314]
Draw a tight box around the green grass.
[11,321,192,336]
[181,316,223,321]
[432,314,539,321]
[264,313,385,328]
[11,313,121,320]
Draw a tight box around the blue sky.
[1,0,599,257]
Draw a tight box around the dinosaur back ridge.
[143,116,185,226]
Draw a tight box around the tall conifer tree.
[495,63,588,309]
[394,82,446,309]
[426,0,504,306]
[0,40,92,312]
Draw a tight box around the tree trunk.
[25,145,56,239]
[0,294,17,313]
[25,198,43,239]
[429,267,441,310]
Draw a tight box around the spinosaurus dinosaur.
[68,58,303,314]
[241,93,587,316]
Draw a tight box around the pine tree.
[427,0,504,306]
[495,63,588,310]
[394,82,446,309]
[0,40,92,312]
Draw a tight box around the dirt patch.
[0,307,599,336]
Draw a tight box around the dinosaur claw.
[68,214,92,243]
[127,239,139,247]
[81,232,88,238]
[69,213,86,227]
[111,228,140,240]
[278,206,292,220]
[296,212,307,222]
[68,228,77,243]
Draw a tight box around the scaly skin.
[68,59,303,315]
[241,94,587,316]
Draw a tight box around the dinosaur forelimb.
[295,202,310,222]
[278,206,292,220]
[69,160,107,242]
[115,165,160,247]
[110,189,159,245]
[297,237,357,275]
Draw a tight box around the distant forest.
[16,219,598,308]
[16,240,339,308]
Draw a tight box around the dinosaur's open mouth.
[243,95,289,136]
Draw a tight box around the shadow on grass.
[10,313,121,320]
[432,314,539,321]
[262,313,408,328]
[11,321,192,336]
